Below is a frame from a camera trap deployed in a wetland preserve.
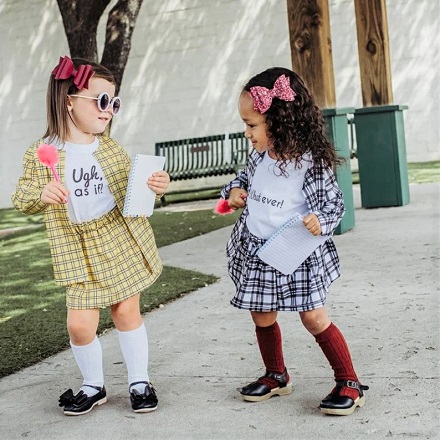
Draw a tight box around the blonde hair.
[43,58,115,142]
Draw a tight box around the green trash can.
[323,107,355,235]
[354,105,410,208]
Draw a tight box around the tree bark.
[56,0,111,62]
[56,0,144,94]
[101,0,144,95]
[286,0,336,108]
[354,0,393,106]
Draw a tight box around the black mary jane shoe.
[239,368,293,402]
[319,380,369,416]
[59,385,107,416]
[129,381,158,413]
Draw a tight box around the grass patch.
[351,160,440,185]
[406,161,440,184]
[0,207,240,244]
[0,208,239,378]
[0,210,43,230]
[149,209,240,247]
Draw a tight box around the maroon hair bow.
[249,74,296,114]
[51,55,95,90]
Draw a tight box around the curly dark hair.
[243,67,343,171]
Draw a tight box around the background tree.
[56,0,144,95]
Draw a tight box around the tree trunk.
[56,0,143,94]
[56,0,111,62]
[101,0,144,95]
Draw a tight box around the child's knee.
[67,309,99,343]
[111,299,142,330]
[300,309,330,335]
[251,311,278,327]
[67,320,96,344]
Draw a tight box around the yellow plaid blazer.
[11,136,162,286]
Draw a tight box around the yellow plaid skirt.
[66,207,162,309]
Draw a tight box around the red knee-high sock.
[315,322,359,400]
[255,322,289,388]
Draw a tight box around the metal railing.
[155,132,249,180]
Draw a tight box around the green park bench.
[155,132,249,202]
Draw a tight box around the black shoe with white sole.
[59,385,107,416]
[130,381,158,413]
[319,380,369,416]
[239,369,293,402]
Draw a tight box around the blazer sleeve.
[220,168,249,199]
[315,167,345,235]
[11,146,48,214]
[304,165,345,236]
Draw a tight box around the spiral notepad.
[257,213,330,275]
[123,154,166,217]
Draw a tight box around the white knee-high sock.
[117,323,150,392]
[70,336,104,396]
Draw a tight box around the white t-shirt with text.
[63,138,116,223]
[246,151,311,239]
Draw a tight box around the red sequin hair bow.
[249,74,296,114]
[51,55,95,90]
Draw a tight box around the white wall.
[1,0,438,208]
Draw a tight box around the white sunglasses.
[69,92,121,115]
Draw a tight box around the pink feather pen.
[214,194,247,215]
[214,198,234,215]
[36,143,67,203]
[36,144,60,182]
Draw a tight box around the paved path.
[0,183,439,439]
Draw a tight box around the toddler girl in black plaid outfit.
[221,67,368,415]
[12,56,170,416]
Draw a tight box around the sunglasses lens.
[98,93,110,111]
[112,97,121,115]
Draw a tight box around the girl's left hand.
[303,213,322,236]
[148,170,170,196]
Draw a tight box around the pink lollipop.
[36,144,60,182]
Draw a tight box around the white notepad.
[257,213,330,275]
[123,154,166,217]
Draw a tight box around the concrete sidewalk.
[0,183,438,440]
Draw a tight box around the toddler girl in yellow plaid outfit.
[12,56,169,416]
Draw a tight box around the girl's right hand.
[41,181,69,204]
[228,188,248,210]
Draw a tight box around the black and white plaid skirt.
[228,225,340,312]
